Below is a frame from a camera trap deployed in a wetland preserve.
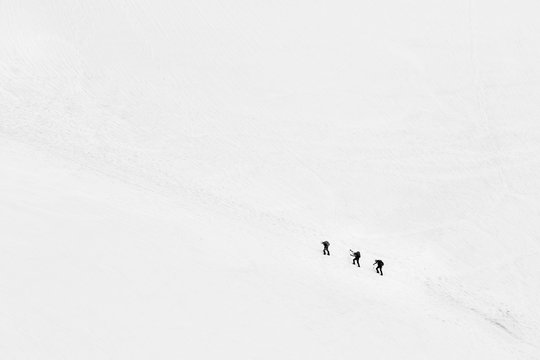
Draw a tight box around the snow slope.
[1,0,540,358]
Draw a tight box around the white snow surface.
[1,1,540,359]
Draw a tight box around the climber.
[373,259,384,276]
[321,241,330,256]
[350,249,361,267]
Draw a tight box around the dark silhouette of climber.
[350,250,361,267]
[321,241,330,255]
[373,260,384,276]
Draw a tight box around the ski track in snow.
[1,1,540,359]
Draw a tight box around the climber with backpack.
[373,259,384,276]
[321,241,330,255]
[350,249,361,267]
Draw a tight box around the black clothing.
[351,251,361,267]
[322,241,330,256]
[373,260,384,276]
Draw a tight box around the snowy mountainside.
[1,0,540,358]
